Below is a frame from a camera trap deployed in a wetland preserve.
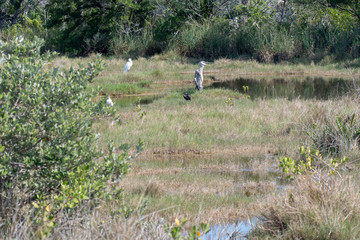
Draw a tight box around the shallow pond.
[111,76,356,106]
[210,77,356,100]
[204,218,258,240]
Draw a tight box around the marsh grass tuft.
[137,80,152,88]
[145,182,162,197]
[306,113,360,156]
[252,174,360,239]
[242,181,276,197]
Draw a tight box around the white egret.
[124,58,133,72]
[194,61,207,91]
[106,96,114,107]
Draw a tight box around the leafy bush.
[0,36,141,236]
[280,146,348,180]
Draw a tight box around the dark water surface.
[111,77,355,106]
[210,77,356,100]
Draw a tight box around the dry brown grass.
[93,91,360,228]
[36,56,360,238]
[241,181,276,197]
[252,173,360,239]
[118,147,283,226]
[1,202,171,240]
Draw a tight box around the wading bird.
[106,96,114,107]
[183,93,191,101]
[124,58,133,72]
[194,61,207,91]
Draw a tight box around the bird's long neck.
[199,66,204,73]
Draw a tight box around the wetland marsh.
[87,57,360,237]
[4,1,360,238]
[4,52,360,239]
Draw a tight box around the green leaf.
[32,202,39,208]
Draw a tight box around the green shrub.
[0,36,142,236]
[280,146,348,180]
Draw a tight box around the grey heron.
[124,58,133,72]
[194,61,207,91]
[106,96,114,107]
[183,93,191,101]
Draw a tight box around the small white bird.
[124,58,133,72]
[194,61,207,91]
[106,96,114,107]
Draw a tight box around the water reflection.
[210,77,356,100]
[203,218,258,240]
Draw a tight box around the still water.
[203,218,258,240]
[112,77,355,106]
[210,77,356,100]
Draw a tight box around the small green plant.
[135,97,146,119]
[165,218,210,240]
[242,85,250,99]
[243,85,249,93]
[279,146,348,180]
[225,97,234,106]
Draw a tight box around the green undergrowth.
[95,88,284,150]
[100,82,145,94]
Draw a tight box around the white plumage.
[124,58,133,72]
[106,96,114,107]
[194,61,207,91]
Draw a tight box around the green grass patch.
[136,80,152,88]
[101,83,142,94]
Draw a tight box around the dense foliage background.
[1,0,359,61]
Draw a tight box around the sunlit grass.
[47,55,360,235]
[49,55,360,97]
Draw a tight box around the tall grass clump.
[293,24,360,62]
[248,25,295,63]
[170,19,359,63]
[109,30,160,57]
[306,113,360,156]
[253,175,360,239]
[171,19,237,58]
